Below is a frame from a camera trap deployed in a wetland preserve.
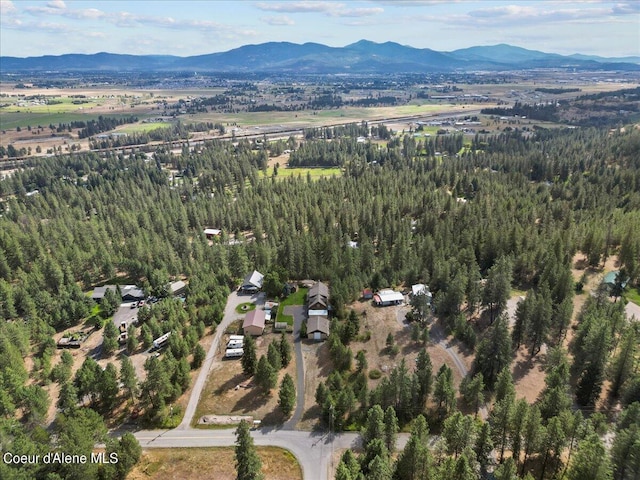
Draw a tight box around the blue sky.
[1,0,638,58]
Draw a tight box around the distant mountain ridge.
[1,41,638,73]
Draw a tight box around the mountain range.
[1,40,638,74]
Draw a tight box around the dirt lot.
[127,446,302,480]
[195,327,297,426]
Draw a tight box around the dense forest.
[0,121,639,479]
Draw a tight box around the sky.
[1,0,639,58]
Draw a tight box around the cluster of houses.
[307,281,330,341]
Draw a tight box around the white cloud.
[255,1,382,17]
[0,0,17,15]
[255,1,341,14]
[46,0,66,9]
[261,15,295,25]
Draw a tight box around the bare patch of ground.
[127,447,302,480]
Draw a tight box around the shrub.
[369,369,382,380]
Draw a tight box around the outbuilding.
[243,310,266,336]
[307,316,330,341]
[373,289,405,307]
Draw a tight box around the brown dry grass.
[195,330,297,426]
[127,446,302,480]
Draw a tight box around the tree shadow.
[214,372,249,395]
[231,389,271,414]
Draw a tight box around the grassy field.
[625,287,640,306]
[276,287,308,326]
[116,122,172,134]
[0,111,136,130]
[263,167,342,180]
[128,446,302,480]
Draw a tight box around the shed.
[362,288,374,300]
[243,310,266,336]
[373,289,405,306]
[168,280,187,296]
[411,284,433,303]
[307,316,330,341]
[241,270,264,293]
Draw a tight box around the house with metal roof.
[243,310,266,336]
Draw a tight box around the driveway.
[626,300,640,322]
[282,305,307,430]
[178,290,265,429]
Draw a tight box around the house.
[168,280,187,296]
[308,281,329,310]
[362,288,374,300]
[241,270,264,293]
[307,315,330,341]
[120,285,145,302]
[204,228,221,239]
[243,310,266,336]
[91,285,119,302]
[411,284,433,304]
[373,289,405,307]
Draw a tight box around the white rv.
[224,348,244,358]
[227,340,244,349]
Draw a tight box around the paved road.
[283,304,307,430]
[178,291,264,429]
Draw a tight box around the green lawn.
[275,287,307,326]
[235,302,256,314]
[625,287,640,306]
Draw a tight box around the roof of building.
[120,285,145,299]
[243,270,264,289]
[375,289,405,303]
[411,284,432,297]
[168,280,187,294]
[243,310,266,330]
[604,271,629,288]
[91,285,118,299]
[308,309,329,317]
[204,228,221,236]
[307,316,330,335]
[308,281,329,299]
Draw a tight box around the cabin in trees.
[91,284,145,303]
[240,270,264,294]
[307,315,330,341]
[373,289,405,307]
[203,228,221,239]
[243,310,266,336]
[411,284,432,304]
[603,271,629,292]
[168,280,187,296]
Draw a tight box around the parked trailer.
[153,332,171,349]
[228,335,245,341]
[227,340,244,349]
[224,348,244,358]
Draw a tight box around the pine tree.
[362,404,385,451]
[394,415,433,480]
[235,420,264,480]
[278,373,296,417]
[279,333,292,368]
[255,355,277,393]
[102,320,119,356]
[566,433,612,480]
[383,406,399,452]
[192,343,206,369]
[433,364,455,417]
[120,355,139,403]
[267,340,282,371]
[473,315,511,390]
[242,335,258,376]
